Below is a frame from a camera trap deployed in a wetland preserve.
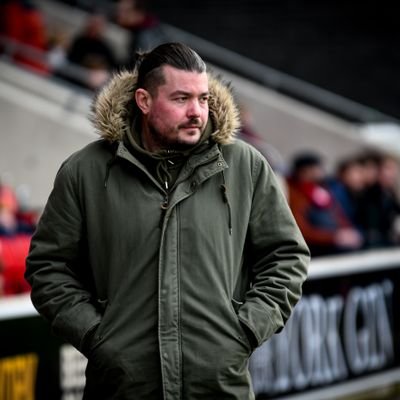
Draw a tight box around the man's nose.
[187,99,201,117]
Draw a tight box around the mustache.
[179,118,202,129]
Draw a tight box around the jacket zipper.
[159,180,169,228]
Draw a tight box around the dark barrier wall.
[1,249,400,400]
[0,300,86,399]
[250,251,400,398]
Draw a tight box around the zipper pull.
[159,194,169,228]
[161,195,169,210]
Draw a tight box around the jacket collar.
[90,69,241,145]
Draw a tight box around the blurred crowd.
[239,111,400,257]
[0,0,168,89]
[1,0,400,297]
[286,150,400,257]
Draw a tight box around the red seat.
[0,235,31,295]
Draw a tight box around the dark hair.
[356,150,383,166]
[291,152,322,173]
[335,157,361,176]
[136,42,206,94]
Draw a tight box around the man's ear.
[135,88,152,114]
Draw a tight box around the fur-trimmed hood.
[91,69,240,145]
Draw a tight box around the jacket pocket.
[84,298,110,356]
[85,339,134,394]
[231,298,244,313]
[229,299,253,352]
[97,298,109,313]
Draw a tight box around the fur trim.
[90,69,240,145]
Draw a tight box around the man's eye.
[175,97,187,103]
[200,96,209,104]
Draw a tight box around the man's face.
[143,65,209,150]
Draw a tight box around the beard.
[148,117,205,151]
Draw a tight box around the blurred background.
[0,0,399,399]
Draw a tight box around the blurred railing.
[0,35,93,95]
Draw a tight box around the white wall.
[0,62,95,208]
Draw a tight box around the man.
[26,43,309,399]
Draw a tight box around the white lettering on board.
[250,279,394,395]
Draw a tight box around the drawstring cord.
[156,159,173,191]
[220,170,232,235]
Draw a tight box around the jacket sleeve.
[25,161,101,354]
[238,155,310,347]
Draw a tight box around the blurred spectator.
[60,13,117,90]
[0,182,36,236]
[115,0,168,67]
[0,182,34,296]
[286,152,363,257]
[0,183,18,236]
[357,152,400,248]
[0,234,31,295]
[0,0,49,74]
[47,29,69,71]
[379,155,400,244]
[328,157,365,234]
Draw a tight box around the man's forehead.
[161,65,209,88]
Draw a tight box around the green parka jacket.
[25,70,310,400]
